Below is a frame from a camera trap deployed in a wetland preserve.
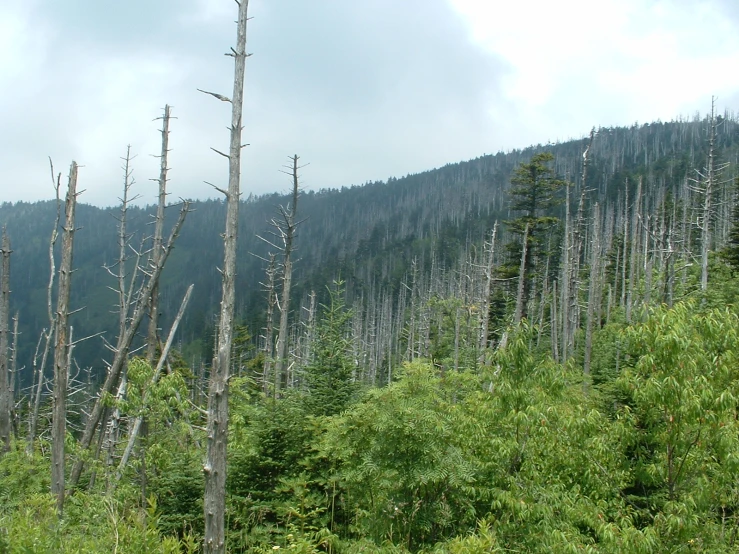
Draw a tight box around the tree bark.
[52,162,78,515]
[513,223,529,325]
[479,223,497,356]
[0,229,12,454]
[583,203,600,383]
[147,106,171,363]
[700,99,717,292]
[274,155,301,389]
[203,2,249,552]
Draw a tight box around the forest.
[4,3,739,553]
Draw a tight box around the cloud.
[1,0,737,207]
[447,0,739,139]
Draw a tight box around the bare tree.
[478,223,497,356]
[583,203,601,383]
[147,105,172,363]
[513,224,529,326]
[27,164,62,452]
[273,155,304,391]
[202,1,249,552]
[114,284,193,485]
[260,253,277,393]
[0,229,12,454]
[68,202,189,489]
[99,146,139,479]
[52,162,79,514]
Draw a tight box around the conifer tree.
[304,281,355,417]
[506,152,566,319]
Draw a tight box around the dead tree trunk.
[28,166,62,452]
[479,223,497,356]
[9,313,18,439]
[583,203,601,382]
[114,284,193,485]
[100,145,138,484]
[0,229,12,454]
[147,105,171,363]
[261,254,277,394]
[700,100,718,292]
[513,224,529,325]
[68,203,188,489]
[626,178,641,322]
[203,2,249,552]
[52,162,78,515]
[274,155,303,391]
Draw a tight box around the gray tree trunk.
[52,162,78,515]
[203,2,249,552]
[700,100,717,292]
[274,155,301,389]
[0,229,11,454]
[27,168,62,453]
[147,105,171,363]
[513,224,529,325]
[479,224,497,356]
[583,203,601,382]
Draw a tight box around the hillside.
[1,112,738,382]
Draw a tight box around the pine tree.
[505,152,566,318]
[304,281,356,417]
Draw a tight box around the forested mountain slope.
[5,109,739,553]
[1,112,737,379]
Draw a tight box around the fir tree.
[304,280,356,417]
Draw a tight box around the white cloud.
[447,0,739,135]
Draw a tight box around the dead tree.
[147,105,172,363]
[52,162,79,515]
[0,229,12,454]
[260,253,277,393]
[478,223,497,356]
[99,146,140,480]
[114,284,193,485]
[691,99,728,292]
[583,203,601,382]
[68,202,189,489]
[273,155,304,391]
[513,224,530,325]
[27,163,62,452]
[9,313,18,439]
[202,1,249,552]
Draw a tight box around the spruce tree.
[505,152,566,317]
[304,281,356,417]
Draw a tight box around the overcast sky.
[2,0,739,207]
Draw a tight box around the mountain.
[2,112,738,383]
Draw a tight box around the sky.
[2,0,739,207]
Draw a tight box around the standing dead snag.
[0,229,12,455]
[274,154,305,391]
[147,105,172,363]
[68,202,189,489]
[52,162,79,515]
[27,165,62,453]
[202,1,249,552]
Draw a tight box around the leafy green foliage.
[615,301,739,550]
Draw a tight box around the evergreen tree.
[304,280,356,417]
[505,152,566,316]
